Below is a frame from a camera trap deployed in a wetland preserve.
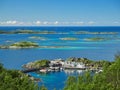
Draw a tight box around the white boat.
[39,69,48,73]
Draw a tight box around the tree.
[0,63,41,90]
[64,54,120,90]
[40,85,48,90]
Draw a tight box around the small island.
[0,41,69,49]
[10,41,39,48]
[0,30,57,34]
[39,46,67,49]
[60,37,79,41]
[0,30,119,35]
[84,37,110,41]
[28,36,48,40]
[0,41,39,49]
[75,31,118,35]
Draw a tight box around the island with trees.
[74,31,118,35]
[28,36,48,40]
[84,37,110,41]
[0,41,69,49]
[0,30,57,34]
[59,37,79,41]
[0,30,119,35]
[0,41,39,49]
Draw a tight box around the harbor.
[22,58,104,74]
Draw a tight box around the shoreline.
[22,57,111,74]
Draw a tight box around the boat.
[39,69,48,73]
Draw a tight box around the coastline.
[22,57,111,74]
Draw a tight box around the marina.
[22,57,104,75]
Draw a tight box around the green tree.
[0,63,42,90]
[40,85,47,90]
[64,54,120,90]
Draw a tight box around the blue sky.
[0,0,120,26]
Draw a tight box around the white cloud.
[54,21,59,25]
[73,21,84,25]
[0,20,98,26]
[43,21,48,25]
[6,21,17,24]
[12,21,17,24]
[35,21,41,24]
[6,21,12,24]
[0,20,18,25]
[88,21,95,25]
[0,21,30,25]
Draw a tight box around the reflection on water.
[28,70,84,90]
[64,69,84,75]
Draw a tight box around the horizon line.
[0,25,120,27]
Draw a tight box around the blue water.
[0,26,120,90]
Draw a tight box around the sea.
[0,26,120,90]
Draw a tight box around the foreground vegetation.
[0,63,47,90]
[64,54,120,90]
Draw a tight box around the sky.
[0,0,120,26]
